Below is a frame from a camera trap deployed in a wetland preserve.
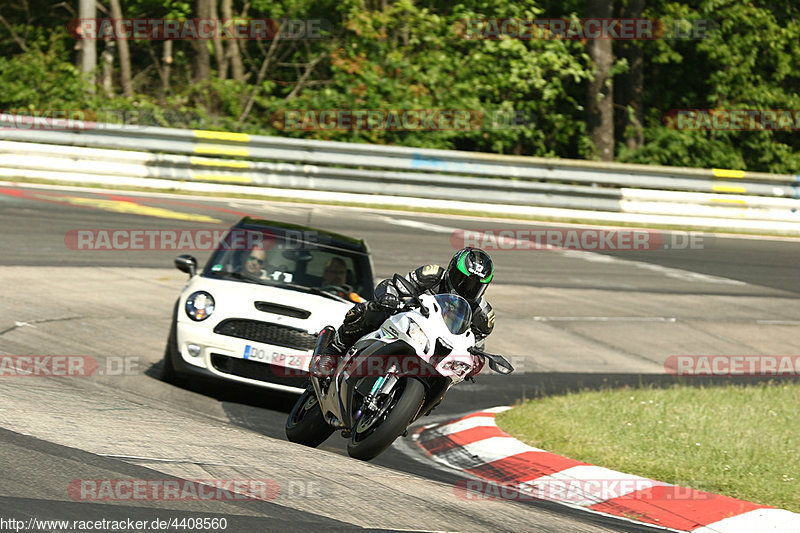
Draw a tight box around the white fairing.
[352,293,479,382]
[317,294,479,425]
[176,275,353,391]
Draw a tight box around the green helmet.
[444,247,494,301]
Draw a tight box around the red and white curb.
[412,407,800,532]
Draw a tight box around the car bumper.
[173,320,310,394]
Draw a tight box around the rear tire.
[286,388,335,447]
[347,378,425,461]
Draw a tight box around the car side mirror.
[175,254,197,277]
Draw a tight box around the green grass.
[496,382,800,512]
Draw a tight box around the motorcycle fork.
[370,375,397,406]
[359,367,399,415]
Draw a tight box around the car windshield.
[201,226,374,300]
[435,294,472,335]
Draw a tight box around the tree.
[221,0,244,81]
[192,0,211,83]
[586,0,614,160]
[78,0,97,80]
[109,0,133,97]
[616,0,644,151]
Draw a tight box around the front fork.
[357,370,399,420]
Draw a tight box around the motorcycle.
[286,274,514,461]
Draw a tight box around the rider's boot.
[311,331,347,379]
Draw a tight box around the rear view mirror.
[469,347,515,375]
[283,249,313,262]
[392,273,416,296]
[486,355,514,375]
[175,254,197,277]
[393,273,428,317]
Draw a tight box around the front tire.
[286,388,335,447]
[159,316,184,385]
[347,378,425,461]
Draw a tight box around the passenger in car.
[321,257,364,303]
[322,257,349,287]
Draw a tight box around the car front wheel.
[159,302,186,386]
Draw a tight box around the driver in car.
[242,245,269,278]
[313,247,495,377]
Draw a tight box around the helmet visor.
[448,268,487,301]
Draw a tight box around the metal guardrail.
[1,113,799,231]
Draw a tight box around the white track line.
[379,217,747,286]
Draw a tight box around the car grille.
[213,319,317,351]
[210,353,307,388]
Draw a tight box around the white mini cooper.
[160,217,375,393]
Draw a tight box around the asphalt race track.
[0,183,798,532]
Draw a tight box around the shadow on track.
[144,361,300,413]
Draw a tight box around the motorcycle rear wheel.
[286,388,335,447]
[347,377,424,461]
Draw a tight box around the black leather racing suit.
[333,264,495,354]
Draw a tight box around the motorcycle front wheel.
[347,377,425,461]
[285,387,335,447]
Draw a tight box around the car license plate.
[243,345,303,369]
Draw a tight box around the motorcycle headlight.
[406,319,430,352]
[185,291,215,321]
[443,360,471,376]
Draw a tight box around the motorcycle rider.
[313,247,495,377]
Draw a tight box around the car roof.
[233,217,370,255]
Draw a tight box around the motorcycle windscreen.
[434,294,472,335]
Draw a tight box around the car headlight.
[185,291,215,321]
[406,319,430,352]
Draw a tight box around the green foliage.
[617,127,747,169]
[0,31,85,110]
[0,0,798,172]
[276,0,593,155]
[622,0,800,172]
